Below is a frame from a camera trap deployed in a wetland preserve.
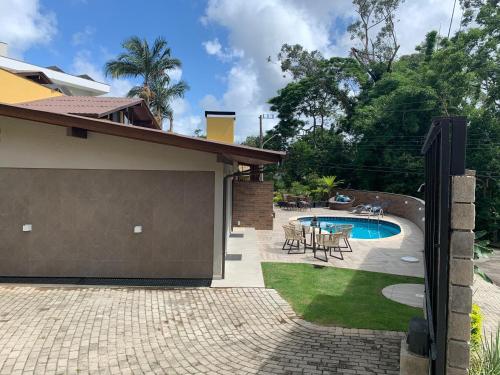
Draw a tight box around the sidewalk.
[211,227,265,288]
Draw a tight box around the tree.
[149,76,189,132]
[268,55,364,145]
[105,36,188,129]
[314,176,345,200]
[348,0,403,81]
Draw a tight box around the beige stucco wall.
[0,116,226,277]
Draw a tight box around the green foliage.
[475,231,494,259]
[471,304,484,349]
[105,36,187,129]
[273,191,284,203]
[261,262,424,331]
[312,176,344,200]
[470,328,500,375]
[348,0,403,81]
[266,0,499,243]
[289,181,310,197]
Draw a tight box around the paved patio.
[257,208,424,277]
[0,285,403,375]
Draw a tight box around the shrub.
[471,304,483,349]
[470,328,500,375]
[273,191,284,203]
[290,181,310,197]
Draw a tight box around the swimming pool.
[297,216,401,239]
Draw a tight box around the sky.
[0,0,462,141]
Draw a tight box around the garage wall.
[0,169,214,278]
[0,117,226,278]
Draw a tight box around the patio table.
[303,224,326,261]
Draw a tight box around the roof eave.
[0,104,285,165]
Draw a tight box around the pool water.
[298,216,401,239]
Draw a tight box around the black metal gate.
[421,117,466,374]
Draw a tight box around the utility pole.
[258,113,275,182]
[259,114,263,149]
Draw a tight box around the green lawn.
[261,262,424,331]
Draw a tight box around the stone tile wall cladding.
[336,188,425,231]
[232,180,273,230]
[447,172,476,375]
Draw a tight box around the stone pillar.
[447,170,476,374]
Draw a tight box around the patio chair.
[284,195,298,210]
[315,232,344,261]
[297,196,311,211]
[335,224,353,252]
[282,224,306,254]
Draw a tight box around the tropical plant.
[105,36,188,129]
[149,76,189,131]
[470,328,500,375]
[475,231,494,259]
[289,181,310,197]
[474,231,495,283]
[313,176,344,200]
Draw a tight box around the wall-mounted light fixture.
[134,225,142,234]
[22,224,32,232]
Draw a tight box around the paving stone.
[0,286,403,374]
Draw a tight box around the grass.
[261,262,424,331]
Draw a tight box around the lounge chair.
[315,232,344,261]
[282,224,306,254]
[369,202,389,217]
[351,203,373,215]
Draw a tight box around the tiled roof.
[17,96,144,118]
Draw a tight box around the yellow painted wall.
[206,116,234,143]
[0,68,63,104]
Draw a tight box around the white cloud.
[202,38,244,62]
[199,94,221,111]
[0,0,57,58]
[167,114,202,135]
[199,0,461,141]
[71,26,95,46]
[168,67,183,83]
[203,39,222,55]
[71,50,134,97]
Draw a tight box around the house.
[0,103,284,280]
[0,68,64,104]
[16,96,160,129]
[0,42,109,97]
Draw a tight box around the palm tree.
[314,176,344,200]
[150,76,189,132]
[104,36,182,107]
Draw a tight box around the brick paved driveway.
[0,286,403,375]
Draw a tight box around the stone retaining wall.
[336,188,425,232]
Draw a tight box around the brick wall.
[232,180,273,230]
[336,189,425,231]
